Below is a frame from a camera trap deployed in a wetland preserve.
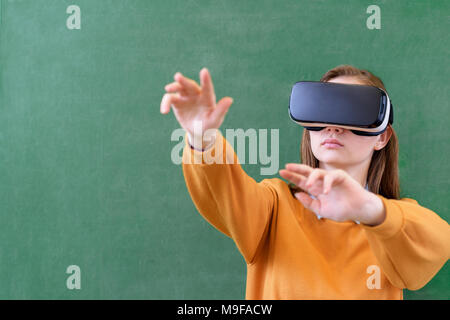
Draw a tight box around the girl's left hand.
[279,163,386,226]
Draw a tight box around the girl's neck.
[319,161,369,189]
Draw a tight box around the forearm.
[362,195,450,290]
[182,130,276,264]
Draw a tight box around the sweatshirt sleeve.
[362,195,450,290]
[181,129,277,264]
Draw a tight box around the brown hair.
[288,64,401,199]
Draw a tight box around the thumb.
[212,97,233,119]
[295,192,319,214]
[295,192,312,209]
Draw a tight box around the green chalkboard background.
[0,0,448,299]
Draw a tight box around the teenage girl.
[160,65,450,299]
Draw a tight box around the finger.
[174,72,201,95]
[322,173,335,194]
[160,93,181,114]
[200,68,216,105]
[284,163,314,176]
[160,93,171,114]
[279,169,307,187]
[210,96,233,120]
[164,82,184,94]
[294,192,321,214]
[305,169,326,189]
[323,170,347,194]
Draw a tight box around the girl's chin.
[317,157,348,166]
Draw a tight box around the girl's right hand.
[160,68,234,148]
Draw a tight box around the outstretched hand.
[279,164,386,226]
[160,68,233,143]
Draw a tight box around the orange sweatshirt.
[181,129,450,299]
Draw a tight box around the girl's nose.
[325,126,344,133]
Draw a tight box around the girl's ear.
[374,126,392,151]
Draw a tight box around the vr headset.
[288,81,393,136]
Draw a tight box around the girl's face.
[309,76,392,170]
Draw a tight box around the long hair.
[288,65,401,199]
